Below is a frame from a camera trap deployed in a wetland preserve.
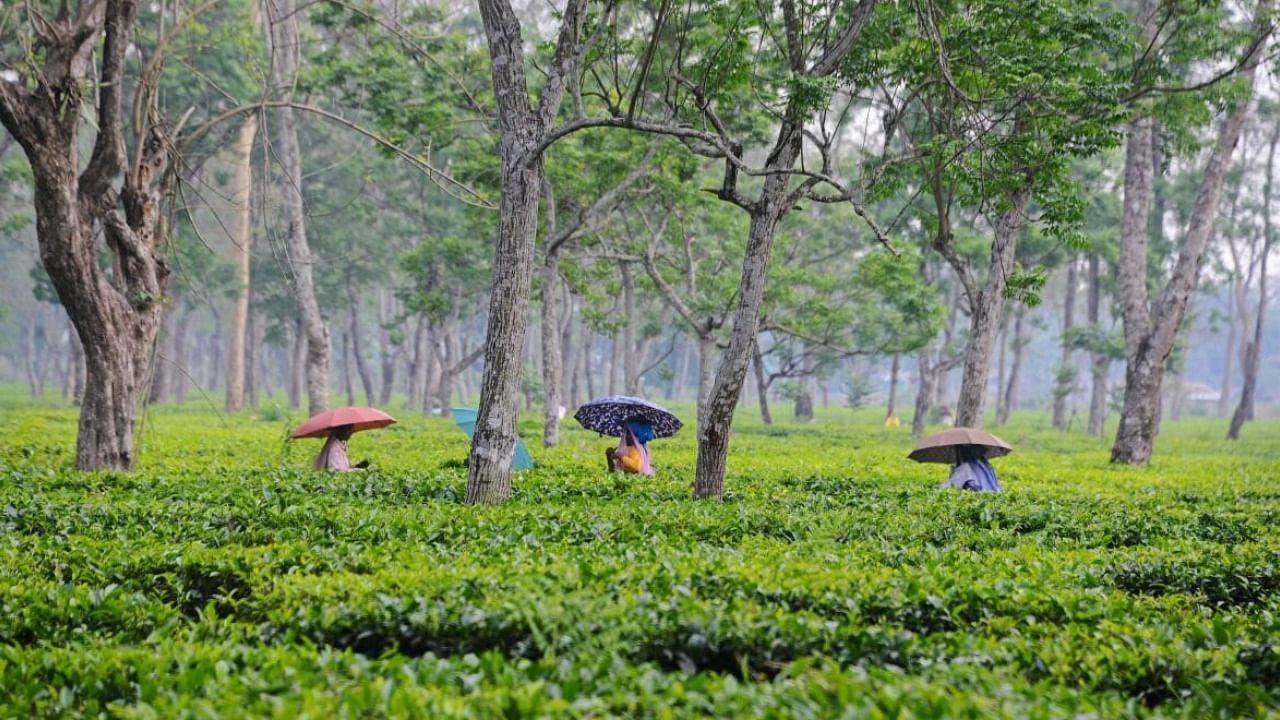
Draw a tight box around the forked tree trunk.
[225,115,257,412]
[954,187,1032,428]
[1228,123,1277,439]
[266,0,329,416]
[695,126,800,499]
[1112,6,1266,462]
[0,0,170,469]
[1087,253,1108,436]
[1052,257,1078,430]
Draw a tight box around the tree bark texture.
[953,187,1032,428]
[267,0,329,417]
[225,115,257,413]
[1112,9,1266,462]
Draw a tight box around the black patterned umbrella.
[573,395,683,439]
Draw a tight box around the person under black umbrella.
[574,395,681,476]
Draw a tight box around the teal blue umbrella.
[451,408,534,470]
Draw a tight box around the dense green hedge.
[1,396,1278,717]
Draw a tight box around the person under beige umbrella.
[908,427,1011,492]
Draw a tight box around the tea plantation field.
[2,394,1279,718]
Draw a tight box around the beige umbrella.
[908,427,1012,464]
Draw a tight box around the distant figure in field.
[938,445,1002,492]
[605,418,655,476]
[937,405,954,426]
[314,425,369,472]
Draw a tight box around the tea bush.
[1,391,1278,718]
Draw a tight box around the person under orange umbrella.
[291,407,396,472]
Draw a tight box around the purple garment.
[314,435,353,471]
[616,426,654,476]
[938,445,1001,491]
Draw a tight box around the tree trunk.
[695,122,802,500]
[1052,257,1078,430]
[995,316,1008,415]
[998,306,1026,426]
[886,354,900,420]
[267,0,329,416]
[341,329,355,406]
[1088,253,1108,437]
[912,353,933,438]
[407,316,426,411]
[541,251,563,446]
[225,115,257,412]
[954,187,1032,428]
[560,291,579,412]
[794,389,814,421]
[377,290,398,406]
[752,341,773,424]
[1228,123,1277,439]
[289,315,306,410]
[24,305,46,399]
[1218,289,1237,418]
[1112,13,1265,462]
[346,273,376,406]
[695,333,717,434]
[245,304,261,408]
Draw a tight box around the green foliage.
[1,399,1279,715]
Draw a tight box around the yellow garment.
[884,415,900,428]
[618,446,644,473]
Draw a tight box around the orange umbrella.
[290,406,397,439]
